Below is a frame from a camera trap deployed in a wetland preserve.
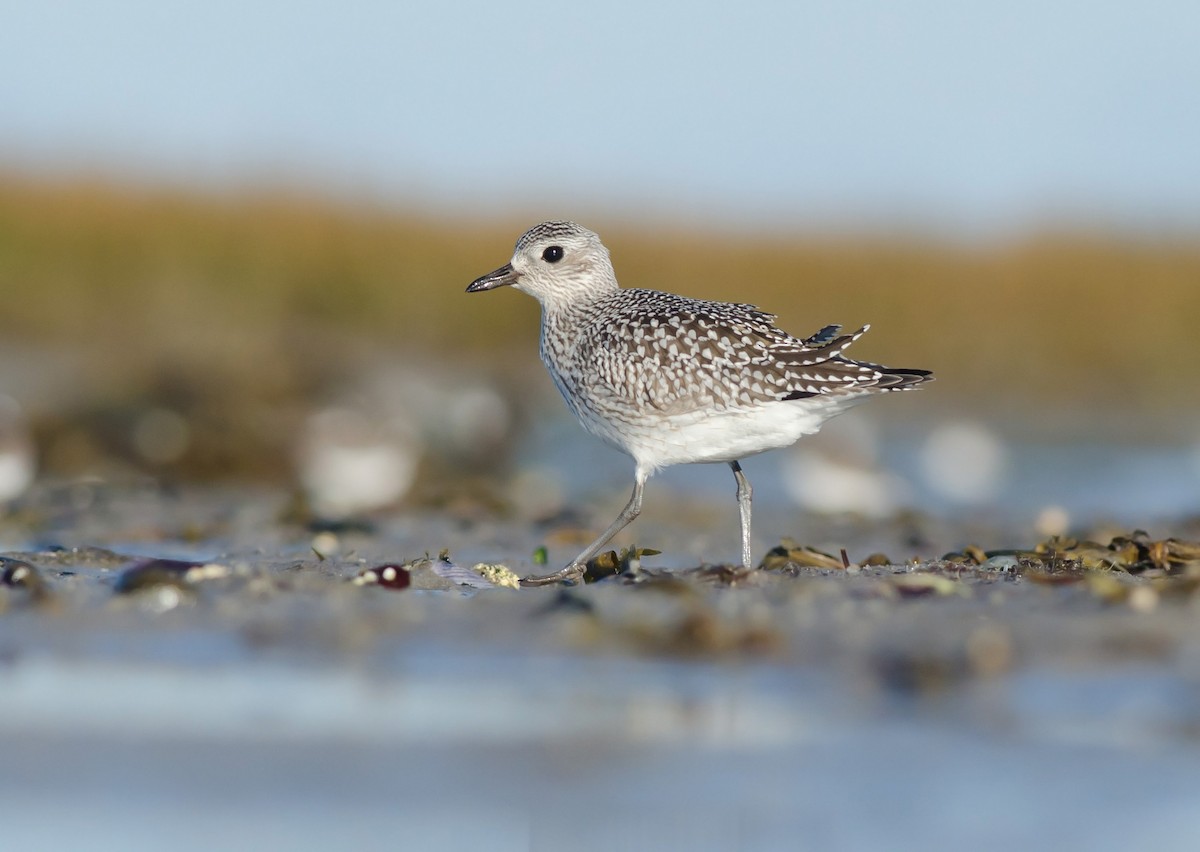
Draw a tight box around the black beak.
[467,263,521,293]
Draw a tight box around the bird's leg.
[520,474,646,587]
[730,461,753,568]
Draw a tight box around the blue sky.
[3,1,1198,231]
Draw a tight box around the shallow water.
[3,652,1200,851]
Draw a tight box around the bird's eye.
[542,246,564,263]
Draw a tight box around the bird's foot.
[519,562,585,588]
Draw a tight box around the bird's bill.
[466,263,521,293]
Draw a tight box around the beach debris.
[1,557,43,589]
[941,531,1200,577]
[355,550,511,590]
[425,551,505,589]
[980,554,1021,573]
[0,556,50,603]
[351,563,411,590]
[760,539,845,571]
[351,552,502,591]
[113,558,230,594]
[891,572,968,598]
[691,564,756,586]
[582,546,660,583]
[472,563,520,590]
[1033,537,1126,571]
[111,557,230,614]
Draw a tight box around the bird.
[467,221,932,585]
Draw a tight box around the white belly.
[578,395,864,476]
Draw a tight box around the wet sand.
[3,481,1200,851]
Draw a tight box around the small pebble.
[1,558,41,589]
[0,557,49,601]
[352,564,411,590]
[982,555,1021,573]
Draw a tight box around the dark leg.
[521,473,647,587]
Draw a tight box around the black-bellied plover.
[468,221,932,585]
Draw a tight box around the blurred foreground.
[3,481,1200,851]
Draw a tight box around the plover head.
[467,221,618,308]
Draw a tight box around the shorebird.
[468,222,932,585]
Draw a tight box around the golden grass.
[1,172,1198,416]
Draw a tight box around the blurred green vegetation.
[0,173,1197,479]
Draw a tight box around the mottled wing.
[584,290,930,414]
